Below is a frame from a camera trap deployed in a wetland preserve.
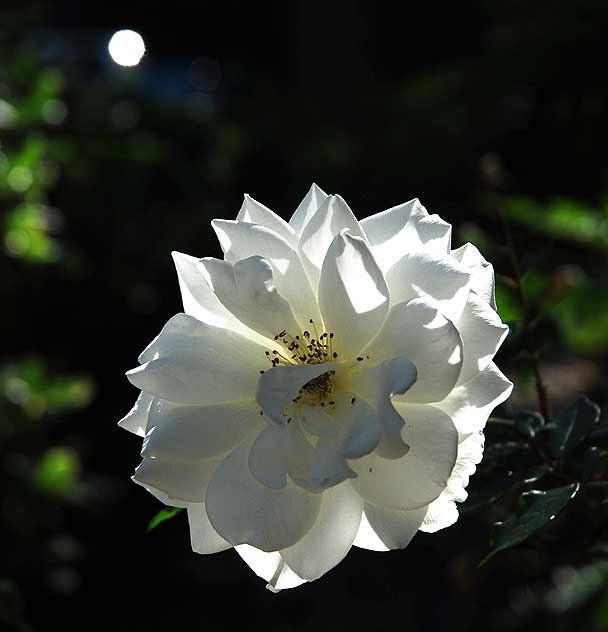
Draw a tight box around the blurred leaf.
[34,447,80,498]
[499,195,608,250]
[550,283,608,353]
[3,203,61,263]
[546,560,608,614]
[481,483,580,565]
[495,282,523,323]
[1,357,94,418]
[147,507,184,533]
[549,397,601,458]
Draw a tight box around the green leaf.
[461,465,551,514]
[549,397,601,458]
[480,483,580,565]
[516,411,544,439]
[146,507,184,533]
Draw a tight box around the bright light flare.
[108,30,146,67]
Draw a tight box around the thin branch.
[499,209,551,421]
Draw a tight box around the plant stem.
[499,210,551,421]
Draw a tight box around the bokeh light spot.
[108,30,146,67]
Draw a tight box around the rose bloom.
[120,185,512,590]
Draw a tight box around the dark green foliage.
[481,484,580,565]
[548,397,601,458]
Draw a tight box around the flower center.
[261,319,339,407]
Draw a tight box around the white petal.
[212,219,320,326]
[445,431,485,503]
[236,194,297,245]
[199,256,300,341]
[171,251,257,338]
[128,314,264,405]
[235,545,306,591]
[418,432,485,534]
[385,251,471,323]
[248,425,291,490]
[351,510,390,551]
[417,426,486,534]
[340,396,382,459]
[455,292,508,385]
[370,298,463,403]
[318,232,389,359]
[287,409,357,492]
[187,503,232,554]
[435,362,513,435]
[362,501,427,549]
[118,391,153,436]
[133,455,221,503]
[350,403,458,510]
[361,198,451,272]
[298,194,366,291]
[289,183,329,235]
[141,399,262,461]
[419,494,459,533]
[451,243,496,308]
[345,357,417,458]
[281,484,362,580]
[205,438,322,552]
[256,362,336,426]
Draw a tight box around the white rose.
[120,185,512,590]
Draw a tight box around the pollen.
[263,318,339,406]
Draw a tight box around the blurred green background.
[1,1,607,630]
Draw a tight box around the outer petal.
[361,501,427,549]
[127,314,264,405]
[370,298,463,403]
[434,362,513,435]
[419,431,485,533]
[345,357,417,458]
[351,510,390,551]
[133,455,222,503]
[235,545,306,592]
[198,255,300,341]
[205,438,322,552]
[118,391,153,437]
[451,243,496,309]
[187,503,232,554]
[318,232,390,359]
[212,219,320,326]
[419,495,459,533]
[171,251,259,340]
[236,194,297,245]
[298,194,366,291]
[454,292,508,385]
[350,403,458,510]
[385,251,471,323]
[256,362,337,426]
[141,399,263,461]
[361,198,451,272]
[280,483,363,580]
[289,183,329,235]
